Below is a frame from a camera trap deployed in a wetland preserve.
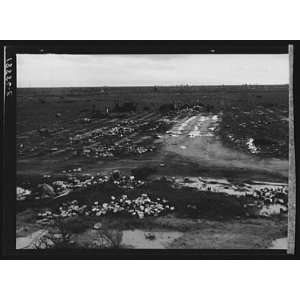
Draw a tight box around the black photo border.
[1,40,299,259]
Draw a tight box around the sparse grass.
[16,85,289,249]
[169,216,288,249]
[219,104,288,158]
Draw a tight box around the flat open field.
[16,85,289,249]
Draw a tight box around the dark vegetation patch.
[17,176,249,220]
[61,216,91,233]
[141,179,246,219]
[219,103,288,159]
[170,216,288,249]
[131,166,157,179]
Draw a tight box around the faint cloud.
[17,54,288,87]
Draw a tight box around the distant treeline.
[17,84,289,95]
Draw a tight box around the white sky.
[17,54,289,87]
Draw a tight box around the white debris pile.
[246,138,259,154]
[36,195,175,224]
[87,193,175,219]
[18,171,145,202]
[251,186,288,204]
[107,125,135,137]
[258,204,287,217]
[249,186,288,216]
[62,173,144,190]
[67,116,164,159]
[16,187,31,201]
[110,175,144,189]
[126,145,155,155]
[37,200,88,224]
[70,123,135,143]
[81,145,115,158]
[52,181,71,194]
[80,142,156,159]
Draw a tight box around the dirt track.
[17,111,288,184]
[16,86,289,250]
[160,112,288,180]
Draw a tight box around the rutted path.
[160,112,288,179]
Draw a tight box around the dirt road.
[17,111,288,183]
[160,112,288,180]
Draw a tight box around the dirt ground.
[16,85,289,249]
[16,210,287,249]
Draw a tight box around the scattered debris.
[17,187,31,201]
[246,138,259,154]
[37,183,55,199]
[89,194,174,219]
[144,232,156,240]
[93,222,102,230]
[122,230,182,249]
[36,193,174,223]
[172,176,288,217]
[17,171,145,202]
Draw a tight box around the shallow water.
[269,237,287,249]
[171,176,288,216]
[16,229,48,249]
[121,230,183,249]
[173,176,287,197]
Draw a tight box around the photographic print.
[9,44,294,253]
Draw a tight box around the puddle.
[122,230,183,249]
[173,176,287,197]
[73,228,182,249]
[244,181,287,191]
[269,237,287,249]
[16,229,48,249]
[170,176,288,216]
[173,176,246,196]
